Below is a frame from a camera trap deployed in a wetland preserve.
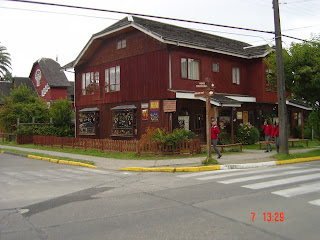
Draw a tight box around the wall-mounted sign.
[150,100,160,109]
[142,109,148,120]
[141,103,149,109]
[163,100,176,112]
[243,111,248,124]
[237,111,243,120]
[150,111,159,122]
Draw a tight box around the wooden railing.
[32,136,201,155]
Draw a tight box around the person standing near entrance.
[272,119,280,153]
[211,120,222,159]
[262,119,273,152]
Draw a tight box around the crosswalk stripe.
[178,168,248,178]
[218,169,320,184]
[243,173,320,189]
[195,166,300,181]
[272,181,320,197]
[309,199,320,206]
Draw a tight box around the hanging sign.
[163,100,176,112]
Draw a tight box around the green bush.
[218,128,231,145]
[236,123,260,145]
[140,127,196,148]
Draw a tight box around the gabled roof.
[64,16,270,69]
[31,58,70,88]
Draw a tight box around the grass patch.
[273,149,320,161]
[202,157,219,165]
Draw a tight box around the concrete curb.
[119,156,320,172]
[0,150,96,168]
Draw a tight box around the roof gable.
[32,58,70,88]
[65,16,270,69]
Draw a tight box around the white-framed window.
[82,71,99,95]
[232,67,240,85]
[105,66,120,92]
[117,39,126,49]
[212,63,219,72]
[181,58,200,80]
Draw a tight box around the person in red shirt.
[211,120,222,159]
[262,119,273,152]
[272,119,280,153]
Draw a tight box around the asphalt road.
[1,153,320,240]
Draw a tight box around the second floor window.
[232,67,240,85]
[181,58,200,80]
[82,71,99,95]
[105,66,120,92]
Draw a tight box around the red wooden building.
[30,58,73,106]
[63,16,310,141]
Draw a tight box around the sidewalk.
[1,144,319,171]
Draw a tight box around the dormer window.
[117,39,126,49]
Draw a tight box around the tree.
[266,35,320,139]
[0,83,49,133]
[49,98,74,137]
[0,44,11,80]
[265,35,320,107]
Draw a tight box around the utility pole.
[273,0,289,154]
[195,78,215,160]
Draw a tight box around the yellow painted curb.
[175,167,200,172]
[26,154,96,168]
[49,158,59,163]
[276,156,320,165]
[198,165,220,171]
[28,155,42,160]
[120,165,221,172]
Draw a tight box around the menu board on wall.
[150,100,160,109]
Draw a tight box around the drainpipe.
[168,49,172,90]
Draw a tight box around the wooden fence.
[32,135,201,155]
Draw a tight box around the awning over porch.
[173,90,256,107]
[286,99,312,111]
[79,107,100,112]
[111,105,137,110]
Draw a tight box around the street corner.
[26,154,96,168]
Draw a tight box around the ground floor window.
[111,105,137,136]
[79,110,99,135]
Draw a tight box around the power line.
[1,0,309,42]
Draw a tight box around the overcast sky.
[1,0,319,81]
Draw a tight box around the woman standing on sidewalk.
[211,120,222,159]
[262,119,273,152]
[272,119,280,153]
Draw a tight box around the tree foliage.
[0,44,11,80]
[0,83,49,133]
[50,98,74,127]
[265,35,320,106]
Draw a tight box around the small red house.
[30,58,72,106]
[63,16,310,141]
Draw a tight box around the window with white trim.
[82,71,99,95]
[181,58,200,80]
[117,39,126,49]
[232,67,240,85]
[105,66,120,92]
